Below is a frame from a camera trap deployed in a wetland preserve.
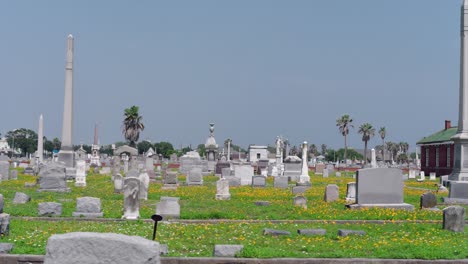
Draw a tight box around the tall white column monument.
[299,141,310,183]
[37,114,44,163]
[57,34,75,168]
[450,0,468,182]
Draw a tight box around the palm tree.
[122,105,145,147]
[336,114,354,163]
[378,127,386,161]
[358,123,376,164]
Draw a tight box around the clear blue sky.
[0,0,461,151]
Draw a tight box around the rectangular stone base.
[72,212,103,218]
[74,182,86,187]
[442,197,468,204]
[161,184,178,190]
[216,194,231,200]
[346,203,414,210]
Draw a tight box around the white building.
[248,145,269,162]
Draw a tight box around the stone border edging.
[1,255,468,264]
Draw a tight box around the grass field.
[0,169,467,258]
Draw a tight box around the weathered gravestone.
[283,161,302,182]
[216,178,230,200]
[346,182,356,203]
[215,161,230,176]
[420,192,438,209]
[221,167,231,178]
[187,168,203,185]
[122,177,140,220]
[292,185,308,195]
[443,206,465,232]
[234,164,254,186]
[139,172,150,200]
[0,194,3,214]
[9,170,17,180]
[43,232,160,264]
[429,172,436,181]
[293,195,307,209]
[274,177,288,188]
[213,245,243,258]
[252,175,266,187]
[444,181,468,203]
[297,229,326,236]
[0,160,9,181]
[409,169,416,179]
[100,167,111,175]
[323,168,329,178]
[315,164,325,175]
[75,160,86,187]
[72,197,103,218]
[13,192,30,204]
[38,163,70,193]
[324,184,339,202]
[38,202,62,216]
[156,197,180,220]
[114,174,124,193]
[335,171,341,177]
[347,168,414,210]
[0,243,13,254]
[0,213,10,235]
[23,167,34,175]
[226,176,240,187]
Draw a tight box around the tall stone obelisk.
[57,34,75,168]
[299,141,310,183]
[37,114,44,163]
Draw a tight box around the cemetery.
[2,1,468,263]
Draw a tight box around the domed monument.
[205,123,218,162]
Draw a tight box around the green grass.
[1,169,468,258]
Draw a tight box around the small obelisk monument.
[449,0,468,182]
[57,34,75,168]
[37,114,44,163]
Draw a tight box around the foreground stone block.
[337,229,366,236]
[263,228,291,236]
[0,243,13,253]
[213,244,243,257]
[324,184,339,202]
[13,192,30,204]
[420,192,437,209]
[156,197,180,220]
[38,163,70,193]
[43,232,160,264]
[38,202,62,216]
[443,206,465,232]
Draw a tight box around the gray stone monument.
[299,141,310,183]
[114,174,124,193]
[75,160,86,187]
[443,206,465,232]
[57,34,75,169]
[38,163,70,193]
[216,178,230,200]
[251,175,266,187]
[156,196,180,220]
[347,168,414,210]
[122,177,140,220]
[0,160,9,182]
[38,202,62,216]
[346,182,356,203]
[293,195,307,209]
[37,114,44,163]
[274,177,288,188]
[324,184,339,202]
[187,168,203,185]
[138,172,149,200]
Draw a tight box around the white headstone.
[75,160,86,187]
[216,178,230,200]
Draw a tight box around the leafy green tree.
[325,148,363,162]
[154,141,174,158]
[52,138,61,151]
[180,146,192,156]
[321,144,327,156]
[122,105,145,147]
[100,145,114,156]
[6,128,38,156]
[358,123,376,164]
[378,127,386,161]
[309,144,318,156]
[137,140,153,154]
[197,144,206,157]
[336,114,353,163]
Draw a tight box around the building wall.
[420,143,454,176]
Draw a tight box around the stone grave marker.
[346,182,356,203]
[38,163,70,193]
[156,197,180,220]
[0,161,9,181]
[221,167,231,178]
[347,168,414,210]
[213,245,243,257]
[315,164,325,175]
[227,177,240,187]
[43,232,160,264]
[114,174,124,193]
[122,177,140,220]
[0,194,3,213]
[13,192,30,204]
[252,175,266,187]
[324,184,339,202]
[138,172,149,200]
[420,192,438,209]
[216,178,230,200]
[274,177,288,188]
[443,206,465,232]
[72,197,103,218]
[38,202,62,216]
[429,172,436,181]
[409,169,416,179]
[293,195,307,209]
[335,171,341,177]
[0,212,9,235]
[323,168,329,178]
[292,185,308,195]
[9,170,17,180]
[234,164,254,186]
[187,168,203,185]
[75,160,86,187]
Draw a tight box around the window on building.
[425,148,429,167]
[257,153,260,159]
[435,147,439,167]
[447,146,451,168]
